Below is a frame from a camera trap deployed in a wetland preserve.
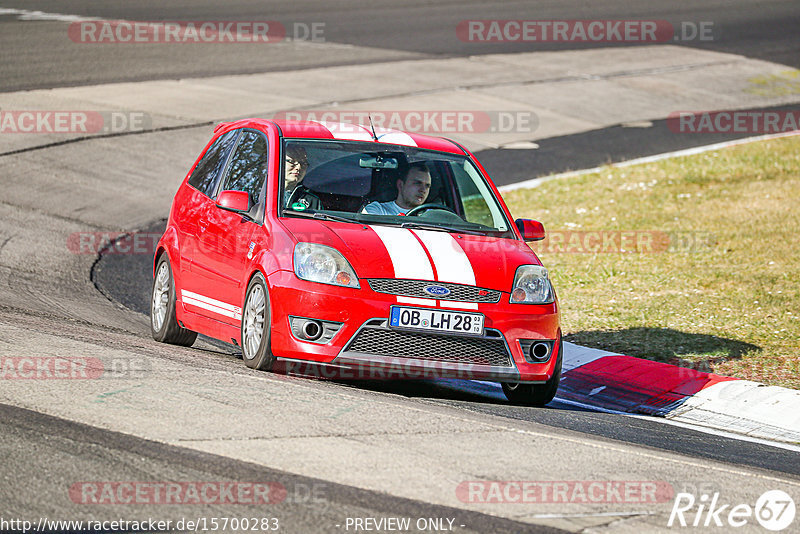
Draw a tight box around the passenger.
[284,145,309,201]
[284,144,326,211]
[363,163,431,216]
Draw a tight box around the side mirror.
[515,219,545,241]
[216,190,251,214]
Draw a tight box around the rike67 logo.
[668,490,795,531]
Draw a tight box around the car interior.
[290,152,456,215]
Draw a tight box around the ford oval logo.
[423,285,451,297]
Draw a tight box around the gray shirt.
[362,201,408,216]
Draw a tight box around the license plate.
[389,306,484,336]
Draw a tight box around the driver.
[284,145,309,203]
[363,163,431,216]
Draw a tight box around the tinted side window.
[218,131,268,201]
[187,130,239,197]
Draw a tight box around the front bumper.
[266,270,560,382]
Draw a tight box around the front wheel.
[241,273,275,370]
[502,339,562,406]
[150,254,197,346]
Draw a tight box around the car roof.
[214,119,467,155]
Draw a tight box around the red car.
[151,119,561,405]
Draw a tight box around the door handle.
[199,218,209,232]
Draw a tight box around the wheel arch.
[241,247,281,303]
[152,226,181,277]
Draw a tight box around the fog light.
[289,316,344,345]
[302,320,322,341]
[518,339,555,364]
[530,342,550,362]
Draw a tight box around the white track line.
[500,129,800,192]
[0,7,102,22]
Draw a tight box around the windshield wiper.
[285,211,359,224]
[399,221,486,236]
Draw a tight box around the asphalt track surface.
[0,0,798,91]
[2,1,800,532]
[1,403,564,534]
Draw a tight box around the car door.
[191,130,268,325]
[173,130,239,291]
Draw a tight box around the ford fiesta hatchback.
[151,120,561,405]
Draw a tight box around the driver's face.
[396,168,431,209]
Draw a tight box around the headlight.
[510,265,554,304]
[293,243,360,288]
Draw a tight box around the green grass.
[502,136,800,389]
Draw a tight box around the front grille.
[367,279,502,303]
[343,325,513,367]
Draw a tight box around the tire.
[241,273,275,370]
[150,254,197,347]
[502,338,562,406]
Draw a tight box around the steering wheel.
[404,203,458,217]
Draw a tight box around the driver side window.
[187,130,239,198]
[218,130,268,203]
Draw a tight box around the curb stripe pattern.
[561,343,800,445]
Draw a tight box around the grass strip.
[503,136,800,389]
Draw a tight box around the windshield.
[279,139,514,238]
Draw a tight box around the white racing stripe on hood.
[370,225,435,280]
[413,230,478,310]
[371,227,482,311]
[412,230,475,285]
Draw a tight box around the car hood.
[280,218,541,292]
